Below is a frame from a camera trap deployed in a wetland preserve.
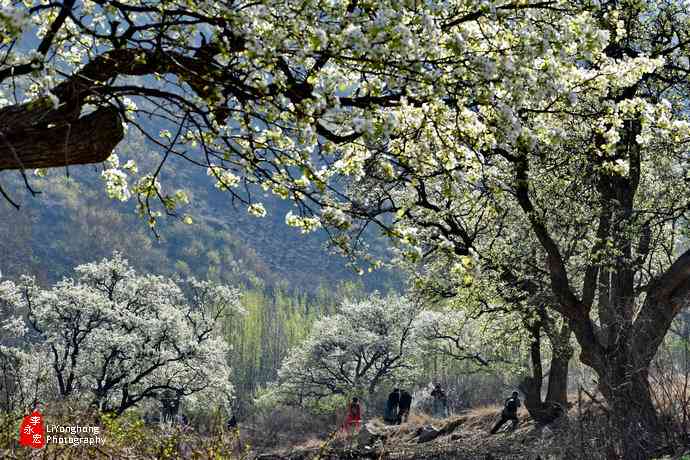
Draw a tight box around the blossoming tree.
[273,295,419,403]
[321,3,690,453]
[4,1,690,454]
[406,211,578,424]
[0,253,242,415]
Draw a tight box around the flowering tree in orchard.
[316,3,690,454]
[273,295,419,403]
[202,2,689,455]
[0,253,242,415]
[5,0,690,454]
[306,2,690,454]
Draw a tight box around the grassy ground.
[255,403,689,460]
[2,402,689,459]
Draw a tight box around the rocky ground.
[253,407,574,460]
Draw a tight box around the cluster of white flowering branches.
[268,293,514,406]
[0,253,243,415]
[0,2,667,230]
[272,295,420,402]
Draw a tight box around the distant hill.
[0,132,400,295]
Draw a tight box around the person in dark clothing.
[397,390,412,424]
[160,390,181,423]
[176,414,189,427]
[384,389,400,423]
[490,391,521,434]
[431,384,448,418]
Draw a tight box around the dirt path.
[255,412,558,460]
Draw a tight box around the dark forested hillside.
[0,139,398,294]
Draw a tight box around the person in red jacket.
[342,397,362,433]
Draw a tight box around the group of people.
[342,387,414,432]
[341,387,412,433]
[383,388,413,424]
[341,387,522,435]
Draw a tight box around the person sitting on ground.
[384,388,400,424]
[397,389,413,424]
[490,391,521,434]
[430,383,448,418]
[342,397,362,433]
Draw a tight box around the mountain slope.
[0,137,399,293]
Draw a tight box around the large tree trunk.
[520,321,571,424]
[596,354,662,459]
[587,250,690,457]
[569,307,666,458]
[545,337,570,409]
[509,83,690,458]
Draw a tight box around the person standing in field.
[342,397,362,433]
[431,383,449,418]
[384,389,400,424]
[397,390,412,424]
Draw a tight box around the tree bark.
[589,249,690,457]
[520,321,571,424]
[596,353,662,459]
[545,325,571,409]
[520,324,545,420]
[0,106,123,170]
[508,138,685,455]
[0,46,231,172]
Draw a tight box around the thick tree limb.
[0,41,396,173]
[511,154,580,315]
[0,45,228,172]
[0,106,123,170]
[633,247,690,365]
[508,152,605,368]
